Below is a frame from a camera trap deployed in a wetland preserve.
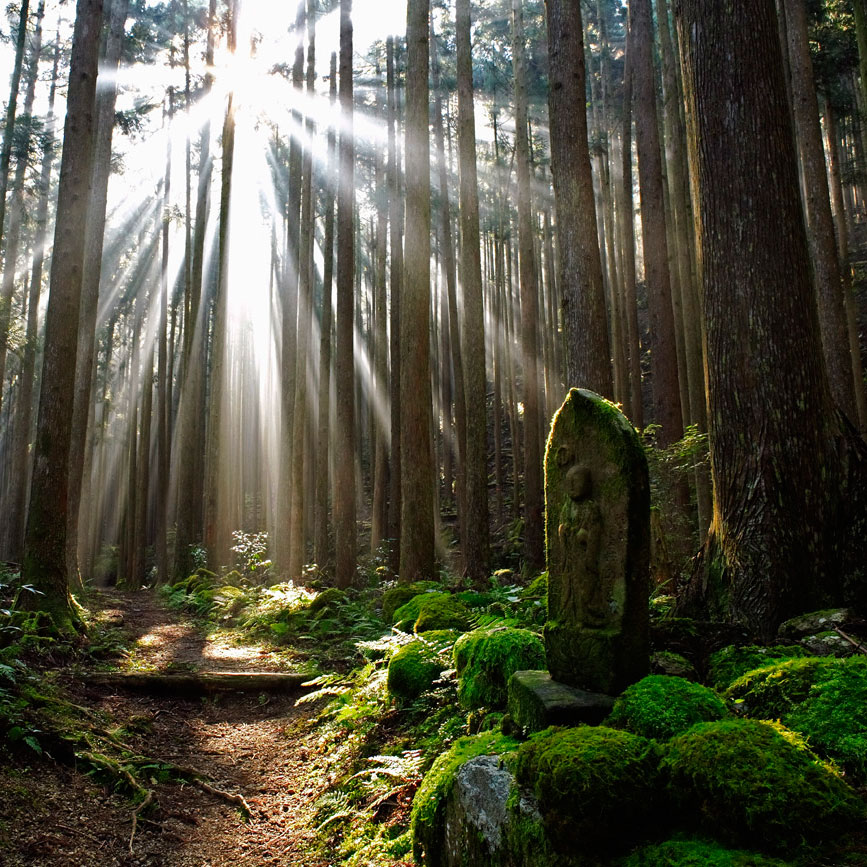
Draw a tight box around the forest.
[0,0,866,864]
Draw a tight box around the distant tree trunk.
[203,0,238,568]
[400,0,436,582]
[22,0,104,630]
[456,0,490,584]
[386,36,404,573]
[334,0,357,588]
[676,0,867,638]
[511,0,543,571]
[631,0,682,445]
[4,27,59,562]
[314,51,338,569]
[289,4,316,579]
[0,0,32,416]
[174,0,216,580]
[783,0,858,424]
[545,0,612,399]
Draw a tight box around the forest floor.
[0,590,337,867]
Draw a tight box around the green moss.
[386,642,444,702]
[620,837,790,866]
[650,651,698,680]
[513,725,661,851]
[708,644,811,690]
[308,587,347,614]
[413,595,473,634]
[725,657,836,718]
[521,573,548,600]
[454,627,546,710]
[392,592,450,625]
[662,719,863,852]
[784,657,867,781]
[606,675,729,741]
[382,582,438,623]
[410,731,519,864]
[455,590,495,609]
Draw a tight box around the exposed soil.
[0,591,336,866]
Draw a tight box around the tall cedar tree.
[400,0,436,582]
[22,0,104,629]
[335,0,357,588]
[545,0,612,398]
[676,0,867,637]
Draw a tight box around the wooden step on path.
[86,671,314,696]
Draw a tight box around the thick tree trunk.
[22,0,104,630]
[400,0,436,582]
[545,0,612,398]
[334,0,357,588]
[632,0,682,445]
[676,0,867,637]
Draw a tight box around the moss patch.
[662,718,863,852]
[513,726,661,851]
[382,582,438,624]
[386,633,456,702]
[708,644,810,690]
[453,628,546,710]
[783,657,867,781]
[620,837,790,866]
[606,675,729,741]
[308,587,347,614]
[724,657,836,718]
[392,591,451,626]
[414,595,473,634]
[410,731,519,864]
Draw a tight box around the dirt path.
[0,591,335,867]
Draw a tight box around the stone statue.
[544,389,650,695]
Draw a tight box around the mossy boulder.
[411,731,519,865]
[454,628,546,710]
[662,719,863,852]
[783,657,867,781]
[387,639,447,702]
[650,651,698,680]
[724,656,835,718]
[708,644,810,690]
[606,675,729,741]
[513,726,661,851]
[382,582,439,623]
[414,595,473,634]
[620,838,790,866]
[308,587,347,615]
[777,608,859,640]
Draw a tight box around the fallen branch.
[833,626,867,655]
[85,670,311,695]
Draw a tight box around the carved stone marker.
[543,388,650,694]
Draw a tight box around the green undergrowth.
[619,837,791,866]
[708,644,811,690]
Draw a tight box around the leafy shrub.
[708,644,810,690]
[453,627,545,710]
[513,726,661,851]
[606,675,729,740]
[662,719,863,852]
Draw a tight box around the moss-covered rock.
[387,640,446,702]
[392,592,460,630]
[708,644,810,690]
[650,651,698,681]
[513,726,661,851]
[606,675,729,741]
[620,838,790,866]
[454,628,546,710]
[411,731,519,865]
[414,595,473,634]
[777,608,858,640]
[783,657,867,781]
[308,587,347,615]
[724,657,835,718]
[382,582,439,623]
[662,719,863,852]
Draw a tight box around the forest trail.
[0,591,333,867]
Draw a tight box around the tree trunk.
[545,0,612,398]
[334,0,357,588]
[400,0,436,582]
[676,0,867,638]
[21,0,104,629]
